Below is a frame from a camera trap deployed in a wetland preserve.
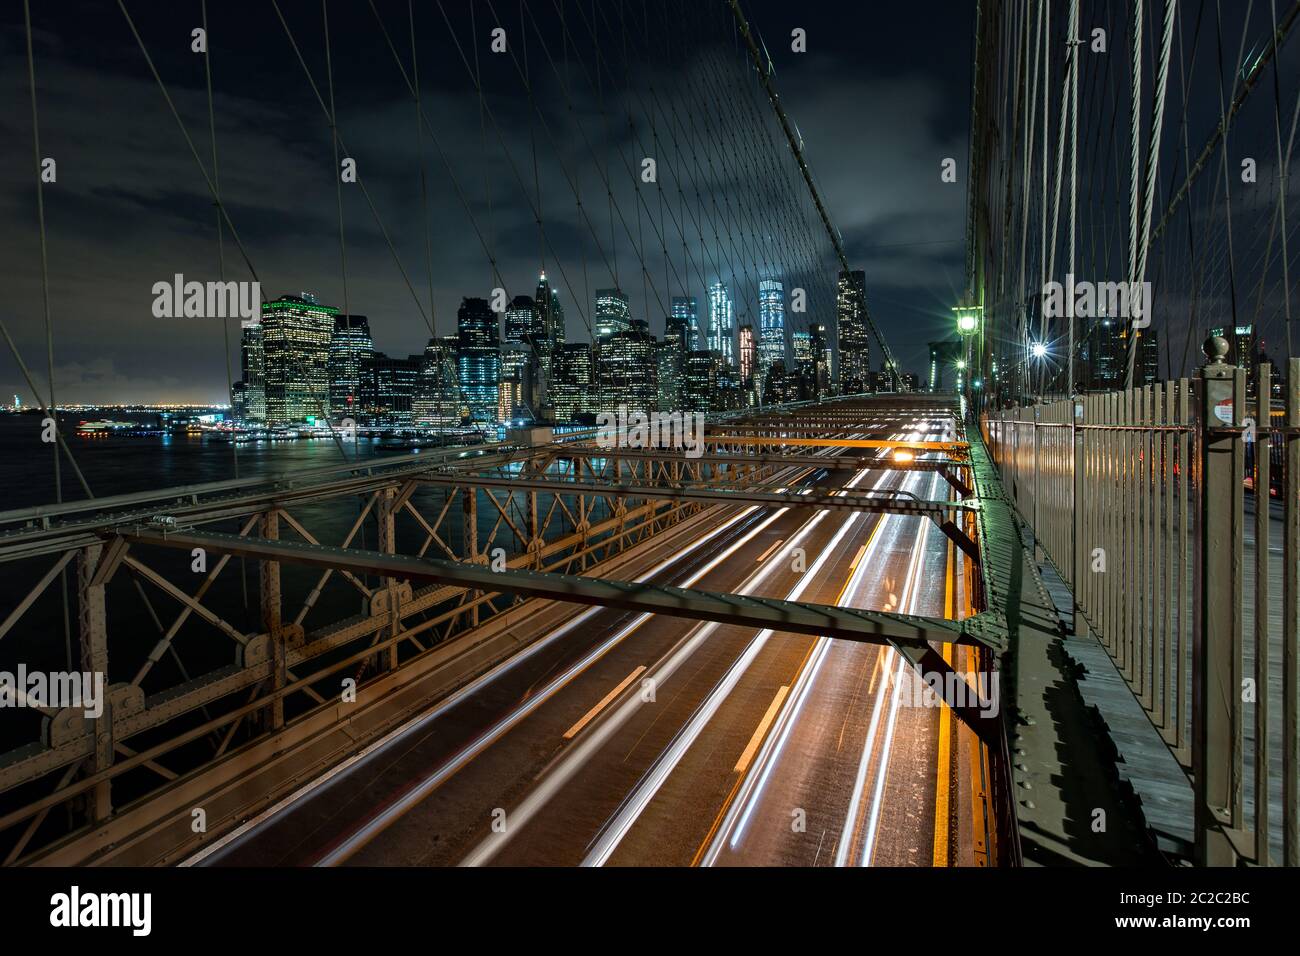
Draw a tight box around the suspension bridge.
[0,0,1297,870]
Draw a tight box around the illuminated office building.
[534,272,565,403]
[837,270,870,394]
[672,295,700,351]
[792,327,815,400]
[810,322,830,398]
[1211,323,1257,395]
[359,353,420,426]
[234,322,266,422]
[414,335,462,427]
[261,292,337,424]
[758,278,785,391]
[738,323,757,402]
[552,342,594,422]
[327,314,372,422]
[595,288,632,341]
[707,282,735,368]
[658,316,690,410]
[1081,320,1160,390]
[457,297,501,425]
[597,318,656,414]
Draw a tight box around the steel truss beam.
[702,435,970,454]
[539,445,966,472]
[121,527,992,654]
[415,474,974,518]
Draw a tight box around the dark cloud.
[0,1,975,404]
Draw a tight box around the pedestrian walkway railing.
[982,342,1300,866]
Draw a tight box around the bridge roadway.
[194,411,980,867]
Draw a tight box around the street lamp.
[952,304,983,336]
[1030,341,1049,360]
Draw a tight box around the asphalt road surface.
[199,413,984,867]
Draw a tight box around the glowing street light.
[952,303,983,336]
[955,359,967,370]
[1030,341,1049,360]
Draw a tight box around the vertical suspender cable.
[201,0,239,481]
[1068,0,1080,395]
[1269,0,1295,357]
[23,0,73,670]
[1126,0,1178,388]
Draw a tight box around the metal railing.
[982,347,1300,866]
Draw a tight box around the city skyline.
[227,267,902,430]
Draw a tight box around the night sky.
[0,1,974,405]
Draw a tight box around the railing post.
[463,487,479,628]
[1253,362,1272,864]
[378,486,399,672]
[1284,356,1300,865]
[77,543,112,823]
[1194,336,1245,865]
[1032,403,1041,563]
[1072,396,1086,634]
[259,510,284,732]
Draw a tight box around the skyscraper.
[1211,323,1256,395]
[836,270,870,394]
[683,350,717,413]
[414,335,462,427]
[552,342,594,422]
[738,323,757,403]
[457,297,501,426]
[595,288,632,341]
[658,315,690,411]
[792,327,814,399]
[536,272,566,348]
[235,322,265,422]
[535,272,565,410]
[359,353,420,426]
[672,295,700,351]
[260,292,336,425]
[327,314,372,421]
[597,318,656,414]
[707,282,735,368]
[758,278,785,392]
[1082,320,1159,390]
[503,294,541,415]
[504,295,541,349]
[810,322,830,399]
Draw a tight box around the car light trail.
[460,460,890,867]
[316,500,801,866]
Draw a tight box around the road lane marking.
[698,484,897,864]
[317,503,791,866]
[968,645,991,866]
[691,638,819,866]
[463,472,874,868]
[756,539,785,563]
[564,666,646,740]
[576,508,865,867]
[933,538,956,867]
[849,543,868,570]
[836,466,939,866]
[734,685,790,773]
[577,464,888,867]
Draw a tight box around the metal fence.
[982,351,1300,866]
